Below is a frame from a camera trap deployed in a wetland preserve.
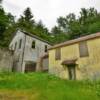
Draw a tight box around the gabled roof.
[48,32,100,50]
[10,29,52,45]
[20,30,52,45]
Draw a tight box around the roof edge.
[48,32,100,50]
[19,29,52,45]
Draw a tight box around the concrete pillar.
[22,61,26,73]
[36,58,43,72]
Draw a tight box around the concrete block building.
[9,30,51,72]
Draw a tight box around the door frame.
[67,64,76,80]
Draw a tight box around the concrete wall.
[49,37,100,80]
[23,34,51,72]
[24,35,50,61]
[42,58,49,71]
[0,48,13,72]
[9,30,26,72]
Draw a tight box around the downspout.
[21,34,26,72]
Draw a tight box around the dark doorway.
[12,60,18,72]
[25,62,36,73]
[67,65,76,80]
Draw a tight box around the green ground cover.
[0,72,99,100]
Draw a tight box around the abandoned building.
[9,30,51,72]
[48,32,100,80]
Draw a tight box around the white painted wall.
[9,30,51,72]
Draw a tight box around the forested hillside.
[0,0,100,48]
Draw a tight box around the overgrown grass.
[0,72,100,100]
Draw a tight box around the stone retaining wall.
[0,48,13,72]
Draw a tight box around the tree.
[24,7,34,23]
[16,8,51,43]
[0,7,15,47]
[17,7,35,30]
[0,8,14,37]
[34,20,49,36]
[1,6,100,48]
[51,26,63,34]
[57,13,76,32]
[0,0,2,4]
[57,17,68,32]
[55,7,100,40]
[79,8,88,24]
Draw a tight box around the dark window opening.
[45,45,48,52]
[55,48,61,60]
[25,62,36,72]
[15,42,17,50]
[19,39,22,49]
[32,41,35,49]
[67,65,76,80]
[79,41,89,57]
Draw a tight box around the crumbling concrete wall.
[0,48,13,72]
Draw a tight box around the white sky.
[2,0,100,30]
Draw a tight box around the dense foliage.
[0,6,15,47]
[0,0,100,47]
[55,8,100,39]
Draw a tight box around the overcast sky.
[3,0,100,30]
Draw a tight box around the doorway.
[67,65,76,80]
[25,62,36,73]
[12,60,18,72]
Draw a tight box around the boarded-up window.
[79,41,89,57]
[55,48,61,60]
[32,41,35,49]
